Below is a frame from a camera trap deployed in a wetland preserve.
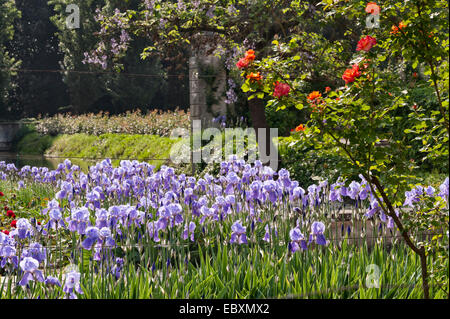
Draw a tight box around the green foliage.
[6,0,69,119]
[0,0,21,118]
[48,0,173,114]
[278,135,346,187]
[15,131,57,155]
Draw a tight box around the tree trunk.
[370,176,430,299]
[248,97,280,167]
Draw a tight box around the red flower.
[342,64,361,84]
[10,220,17,228]
[244,49,256,62]
[273,81,291,98]
[412,104,418,110]
[236,57,250,69]
[356,35,377,52]
[236,49,256,69]
[391,21,407,35]
[295,124,306,132]
[0,191,4,196]
[6,210,15,218]
[413,72,418,78]
[2,230,9,235]
[325,87,331,93]
[307,91,322,101]
[246,72,263,82]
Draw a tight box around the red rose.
[2,230,9,235]
[325,87,331,93]
[356,35,377,52]
[236,57,250,69]
[10,220,17,228]
[273,81,291,98]
[342,64,361,84]
[0,191,4,196]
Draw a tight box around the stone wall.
[0,122,21,151]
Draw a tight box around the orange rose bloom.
[307,91,322,101]
[295,124,306,132]
[342,64,361,84]
[245,49,256,61]
[246,72,263,82]
[390,21,407,34]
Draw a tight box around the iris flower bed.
[0,158,448,299]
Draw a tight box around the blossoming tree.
[239,0,449,298]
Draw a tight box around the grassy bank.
[15,132,182,170]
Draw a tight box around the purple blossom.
[63,271,83,299]
[45,276,62,287]
[18,257,44,286]
[309,221,327,245]
[183,222,196,241]
[289,227,307,252]
[230,220,247,244]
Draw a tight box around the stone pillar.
[189,55,228,128]
[0,122,22,151]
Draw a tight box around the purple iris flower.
[329,183,343,202]
[0,245,18,268]
[69,207,90,235]
[93,228,115,260]
[18,257,45,286]
[16,218,32,239]
[263,224,271,242]
[263,180,279,204]
[366,198,381,218]
[95,208,109,228]
[147,221,160,242]
[348,181,360,200]
[81,227,100,250]
[230,220,248,244]
[309,221,327,245]
[425,186,435,196]
[289,227,308,252]
[182,222,196,241]
[86,188,102,209]
[278,168,291,188]
[23,242,47,263]
[63,271,83,299]
[111,257,124,279]
[45,276,62,287]
[47,206,65,230]
[438,177,449,200]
